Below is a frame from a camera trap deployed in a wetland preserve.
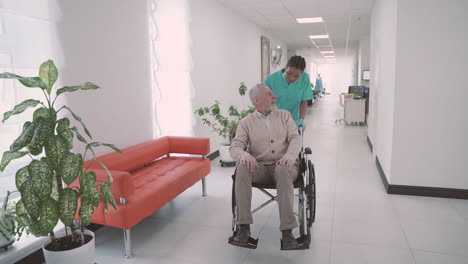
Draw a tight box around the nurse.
[264,55,313,130]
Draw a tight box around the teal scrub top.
[264,69,313,122]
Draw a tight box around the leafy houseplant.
[0,191,25,246]
[194,82,255,143]
[0,60,119,252]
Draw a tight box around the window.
[0,4,59,200]
[150,0,193,138]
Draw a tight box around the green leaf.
[0,151,28,172]
[60,153,83,185]
[71,126,87,144]
[239,82,247,95]
[44,135,69,170]
[101,182,117,214]
[56,82,100,96]
[28,159,54,201]
[86,142,122,154]
[0,73,47,90]
[19,181,41,220]
[28,117,53,156]
[33,107,57,125]
[60,129,74,150]
[80,172,100,207]
[2,99,41,123]
[63,106,92,139]
[10,122,35,152]
[38,198,59,234]
[78,198,95,226]
[56,118,70,134]
[211,103,220,115]
[94,159,113,183]
[15,165,31,190]
[39,60,58,94]
[58,188,78,226]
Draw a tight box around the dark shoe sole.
[228,236,258,249]
[280,236,310,250]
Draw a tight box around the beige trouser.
[235,162,299,231]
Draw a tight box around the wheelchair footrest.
[280,235,310,250]
[228,235,258,249]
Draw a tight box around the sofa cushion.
[84,137,170,172]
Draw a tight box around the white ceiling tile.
[215,0,372,50]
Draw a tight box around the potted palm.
[0,60,119,263]
[194,82,255,166]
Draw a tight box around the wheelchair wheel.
[307,160,316,227]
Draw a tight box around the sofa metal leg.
[202,177,207,197]
[123,229,135,259]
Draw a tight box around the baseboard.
[207,150,219,160]
[367,136,373,152]
[375,156,468,200]
[388,185,468,199]
[375,156,389,190]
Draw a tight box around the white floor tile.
[330,242,415,264]
[414,251,468,264]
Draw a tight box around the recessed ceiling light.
[309,35,329,39]
[277,45,281,49]
[321,51,334,54]
[296,17,323,24]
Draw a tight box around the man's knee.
[274,165,297,182]
[236,164,253,180]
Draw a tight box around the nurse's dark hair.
[286,55,306,71]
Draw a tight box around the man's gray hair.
[248,83,267,105]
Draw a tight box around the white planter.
[219,143,235,162]
[42,230,95,264]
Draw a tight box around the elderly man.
[229,83,302,250]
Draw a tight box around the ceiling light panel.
[296,17,323,23]
[309,34,329,39]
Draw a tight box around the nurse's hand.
[295,118,307,131]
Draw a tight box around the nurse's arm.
[300,100,308,119]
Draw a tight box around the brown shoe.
[281,229,300,250]
[231,224,250,246]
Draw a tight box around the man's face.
[255,86,277,113]
[284,66,302,84]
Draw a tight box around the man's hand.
[276,157,294,167]
[240,155,259,171]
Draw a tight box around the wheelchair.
[228,129,316,250]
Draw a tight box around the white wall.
[390,0,468,188]
[317,57,354,95]
[190,0,287,151]
[358,35,370,86]
[368,0,398,180]
[56,0,154,156]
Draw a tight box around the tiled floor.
[94,95,468,264]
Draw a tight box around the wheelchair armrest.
[304,147,312,155]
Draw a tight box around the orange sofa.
[82,136,210,258]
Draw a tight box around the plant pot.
[219,143,235,163]
[42,230,95,264]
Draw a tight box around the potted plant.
[0,60,119,263]
[0,191,25,249]
[194,82,255,166]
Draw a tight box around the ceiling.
[215,0,374,59]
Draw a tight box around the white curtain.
[150,0,193,138]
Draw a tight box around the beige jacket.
[229,109,301,164]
